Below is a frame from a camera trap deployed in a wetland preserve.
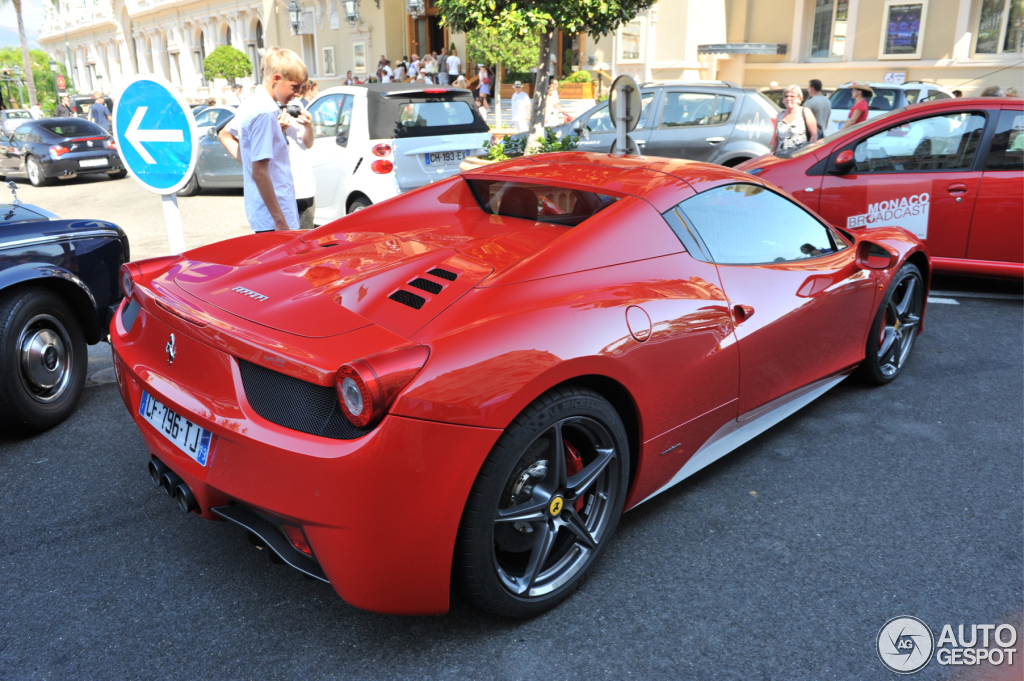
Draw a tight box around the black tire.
[0,287,88,435]
[859,262,924,385]
[347,197,371,213]
[26,156,48,187]
[109,168,128,180]
[722,156,752,168]
[455,386,630,617]
[176,172,200,197]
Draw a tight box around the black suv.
[552,81,780,166]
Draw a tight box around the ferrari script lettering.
[232,286,269,302]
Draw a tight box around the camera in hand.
[285,103,302,117]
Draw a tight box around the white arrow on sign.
[125,106,184,164]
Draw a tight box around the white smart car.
[305,83,491,223]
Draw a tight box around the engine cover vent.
[408,277,443,295]
[389,289,426,309]
[426,268,458,281]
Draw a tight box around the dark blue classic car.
[0,182,129,434]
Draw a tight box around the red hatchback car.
[112,153,929,617]
[739,98,1023,279]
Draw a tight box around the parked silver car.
[550,81,780,166]
[176,114,241,197]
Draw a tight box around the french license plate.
[79,158,108,168]
[425,150,466,165]
[139,391,213,466]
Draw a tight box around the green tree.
[0,48,65,113]
[466,19,538,129]
[203,45,253,84]
[0,0,37,106]
[439,0,656,137]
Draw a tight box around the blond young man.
[221,47,309,232]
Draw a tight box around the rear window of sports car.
[465,179,618,226]
[39,121,107,137]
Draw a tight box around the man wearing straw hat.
[510,81,531,133]
[841,82,873,130]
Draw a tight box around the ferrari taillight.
[119,263,135,299]
[335,346,430,428]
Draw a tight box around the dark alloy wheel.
[456,387,630,617]
[0,288,87,434]
[109,168,128,180]
[26,156,48,187]
[860,262,924,385]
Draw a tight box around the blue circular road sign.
[113,74,198,195]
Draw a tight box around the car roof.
[319,83,474,99]
[463,152,752,208]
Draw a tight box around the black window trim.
[825,109,992,175]
[667,181,850,266]
[979,107,1019,172]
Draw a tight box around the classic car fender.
[0,261,104,342]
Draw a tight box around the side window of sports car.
[851,112,987,173]
[671,183,847,265]
[466,179,618,226]
[984,110,1024,171]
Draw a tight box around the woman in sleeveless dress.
[771,84,819,153]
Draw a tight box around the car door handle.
[733,304,755,323]
[706,137,725,144]
[947,183,968,195]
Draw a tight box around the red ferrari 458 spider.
[112,152,929,617]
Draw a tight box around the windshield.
[466,179,618,227]
[6,111,31,119]
[773,107,909,159]
[40,121,107,137]
[830,87,902,111]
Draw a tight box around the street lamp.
[343,0,359,25]
[407,0,424,19]
[288,0,303,36]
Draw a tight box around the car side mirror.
[336,131,348,147]
[206,127,218,140]
[856,241,895,270]
[832,148,855,174]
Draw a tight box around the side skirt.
[636,370,852,506]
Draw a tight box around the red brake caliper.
[564,441,586,512]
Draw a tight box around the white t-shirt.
[382,65,393,83]
[510,91,531,121]
[227,110,314,205]
[447,55,461,76]
[234,87,298,232]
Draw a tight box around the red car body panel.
[112,152,929,614]
[738,98,1023,279]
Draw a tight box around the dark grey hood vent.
[389,289,426,309]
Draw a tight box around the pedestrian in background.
[447,47,462,81]
[805,79,831,136]
[227,84,244,106]
[770,84,817,153]
[544,79,565,126]
[840,82,872,130]
[477,64,491,115]
[55,96,74,118]
[222,46,307,233]
[344,70,356,85]
[438,49,450,85]
[452,74,469,90]
[90,95,112,132]
[381,60,394,83]
[952,89,963,98]
[510,80,530,133]
[981,86,1006,97]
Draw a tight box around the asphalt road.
[1,274,1020,680]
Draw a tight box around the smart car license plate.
[425,150,466,165]
[79,158,108,168]
[139,391,212,466]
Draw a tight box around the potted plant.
[559,70,595,99]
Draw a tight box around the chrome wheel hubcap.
[19,314,73,403]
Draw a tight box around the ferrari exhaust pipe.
[148,458,169,486]
[174,483,200,514]
[161,471,183,498]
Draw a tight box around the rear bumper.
[44,152,122,177]
[110,298,501,614]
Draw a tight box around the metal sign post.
[112,74,198,255]
[609,75,642,155]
